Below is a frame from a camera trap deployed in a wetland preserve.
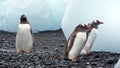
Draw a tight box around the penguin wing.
[30,28,35,46]
[30,29,32,34]
[28,23,34,44]
[64,33,76,57]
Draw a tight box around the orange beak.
[99,22,104,24]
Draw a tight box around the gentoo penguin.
[15,14,33,53]
[81,20,103,55]
[64,24,90,62]
[114,58,120,68]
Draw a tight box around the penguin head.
[77,24,85,28]
[20,14,28,24]
[91,20,104,29]
[96,20,104,24]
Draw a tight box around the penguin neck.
[79,28,87,32]
[20,21,29,24]
[20,18,29,24]
[20,22,29,24]
[91,23,99,29]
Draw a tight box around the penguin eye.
[81,24,84,26]
[84,24,87,27]
[96,20,99,22]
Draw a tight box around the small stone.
[71,67,76,68]
[54,48,59,51]
[59,44,64,47]
[105,58,115,64]
[86,66,92,68]
[98,67,105,68]
[4,41,10,43]
[52,33,57,36]
[62,39,66,41]
[52,40,55,43]
[42,42,46,44]
[42,46,49,49]
[1,39,5,41]
[91,62,97,66]
[87,62,90,65]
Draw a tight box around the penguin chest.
[81,28,97,54]
[16,24,33,50]
[69,32,86,59]
[89,28,98,40]
[86,28,97,45]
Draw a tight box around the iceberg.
[61,0,120,53]
[114,58,120,68]
[0,0,68,32]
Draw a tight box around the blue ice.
[0,0,68,32]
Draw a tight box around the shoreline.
[0,30,120,68]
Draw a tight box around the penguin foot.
[17,49,23,53]
[80,50,87,55]
[71,57,77,62]
[86,51,91,55]
[25,50,30,53]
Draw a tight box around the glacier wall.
[0,0,68,32]
[61,0,120,53]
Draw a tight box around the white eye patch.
[81,24,84,26]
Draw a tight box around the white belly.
[16,24,33,50]
[114,58,120,68]
[81,28,97,54]
[69,32,86,59]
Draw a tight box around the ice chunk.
[61,0,120,53]
[114,58,120,68]
[0,0,68,32]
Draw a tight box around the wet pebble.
[59,44,64,47]
[52,33,57,36]
[91,62,97,66]
[86,66,92,68]
[105,58,116,64]
[51,40,55,43]
[42,46,49,49]
[1,39,5,42]
[42,42,46,44]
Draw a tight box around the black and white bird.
[64,24,90,62]
[81,20,103,55]
[16,14,34,53]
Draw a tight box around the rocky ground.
[0,29,120,68]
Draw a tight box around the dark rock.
[42,46,49,49]
[105,58,116,64]
[54,48,59,52]
[59,44,64,47]
[42,42,46,44]
[51,40,55,43]
[91,62,97,66]
[52,33,57,36]
[1,39,5,42]
[86,66,92,68]
[62,39,66,41]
